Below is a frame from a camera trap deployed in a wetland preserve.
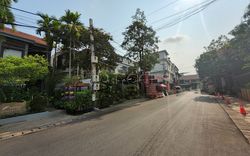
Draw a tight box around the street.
[1,91,250,156]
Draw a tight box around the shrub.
[64,90,93,114]
[97,92,112,108]
[64,101,78,114]
[97,71,125,108]
[0,88,6,102]
[28,94,48,112]
[0,86,29,103]
[124,84,138,99]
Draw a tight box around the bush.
[28,94,48,112]
[0,88,6,103]
[97,71,125,108]
[124,84,138,99]
[64,90,93,114]
[53,100,65,109]
[0,86,29,103]
[97,92,112,108]
[52,89,64,109]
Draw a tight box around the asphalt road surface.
[1,91,250,156]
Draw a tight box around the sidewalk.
[215,95,250,143]
[0,98,148,140]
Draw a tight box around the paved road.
[1,92,250,156]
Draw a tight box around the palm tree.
[36,13,55,52]
[51,19,62,71]
[0,0,18,29]
[60,10,83,78]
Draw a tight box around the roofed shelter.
[0,27,49,60]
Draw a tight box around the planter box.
[0,101,27,118]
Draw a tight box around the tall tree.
[51,19,62,71]
[122,9,159,72]
[77,28,120,71]
[60,10,83,78]
[36,13,55,52]
[0,0,18,29]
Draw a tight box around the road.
[1,92,250,156]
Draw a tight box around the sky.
[12,0,250,74]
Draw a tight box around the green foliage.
[0,0,18,29]
[0,55,49,86]
[195,4,250,93]
[97,71,125,108]
[64,90,93,114]
[0,88,6,102]
[122,8,159,71]
[124,84,138,99]
[63,75,80,86]
[28,94,48,112]
[0,86,30,103]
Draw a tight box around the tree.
[51,19,62,71]
[0,0,18,29]
[36,13,55,52]
[122,9,159,72]
[76,28,120,73]
[60,10,84,78]
[0,55,49,86]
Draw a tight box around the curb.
[215,97,250,144]
[0,98,148,141]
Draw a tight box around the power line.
[147,0,180,16]
[0,21,39,29]
[155,0,218,31]
[15,14,39,23]
[151,0,214,24]
[0,4,40,16]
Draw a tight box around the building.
[114,56,134,74]
[179,74,201,90]
[0,28,49,59]
[150,50,180,87]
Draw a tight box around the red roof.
[0,27,47,46]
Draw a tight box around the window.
[3,49,22,58]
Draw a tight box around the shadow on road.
[193,96,218,104]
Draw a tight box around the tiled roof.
[0,27,47,46]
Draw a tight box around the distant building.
[0,28,49,59]
[114,56,134,74]
[179,74,201,90]
[150,50,180,87]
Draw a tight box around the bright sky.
[12,0,250,74]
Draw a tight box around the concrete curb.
[0,98,149,141]
[215,97,250,144]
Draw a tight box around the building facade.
[179,74,201,90]
[0,28,49,59]
[150,50,180,86]
[114,56,134,74]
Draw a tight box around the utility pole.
[89,18,100,108]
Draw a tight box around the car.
[174,86,182,93]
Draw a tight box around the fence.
[241,88,250,102]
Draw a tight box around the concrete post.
[24,43,29,56]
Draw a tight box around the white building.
[150,50,179,85]
[114,56,134,74]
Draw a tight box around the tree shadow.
[193,96,218,104]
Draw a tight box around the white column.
[24,44,29,56]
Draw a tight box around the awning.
[159,84,167,88]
